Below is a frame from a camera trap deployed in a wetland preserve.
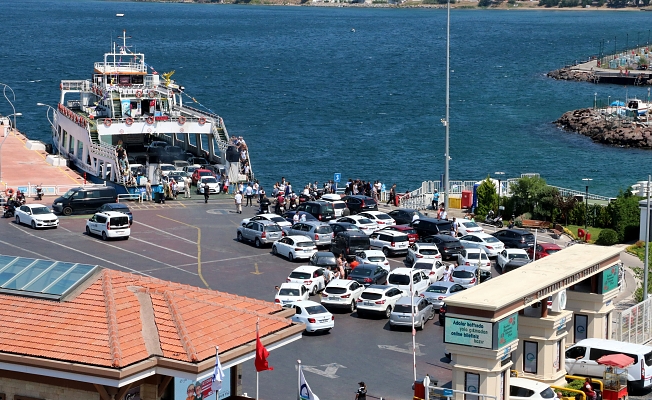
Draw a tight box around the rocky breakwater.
[555,108,652,149]
[547,67,596,83]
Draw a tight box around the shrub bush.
[596,229,619,246]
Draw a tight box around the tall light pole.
[37,103,58,156]
[494,171,505,197]
[582,178,592,230]
[0,83,17,133]
[0,113,23,184]
[594,92,597,109]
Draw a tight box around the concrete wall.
[0,376,99,400]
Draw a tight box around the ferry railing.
[6,183,106,198]
[61,80,90,92]
[94,61,147,74]
[117,193,142,203]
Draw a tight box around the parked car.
[182,165,202,177]
[419,234,463,260]
[411,259,446,283]
[274,283,309,306]
[197,176,219,194]
[52,186,118,216]
[296,201,335,221]
[355,250,390,272]
[356,285,404,318]
[457,220,483,236]
[502,258,531,273]
[282,211,317,224]
[241,213,292,228]
[330,231,371,260]
[411,217,453,238]
[387,209,426,226]
[359,211,396,227]
[405,242,442,264]
[380,224,419,244]
[162,146,185,163]
[166,173,187,193]
[309,251,338,270]
[191,168,215,185]
[187,156,209,166]
[14,204,59,229]
[348,264,389,287]
[496,249,530,270]
[159,163,177,177]
[286,265,326,295]
[527,243,563,260]
[491,229,535,249]
[333,216,378,235]
[96,203,133,225]
[331,200,348,217]
[369,230,410,256]
[421,282,466,310]
[289,300,334,333]
[237,220,283,248]
[284,221,334,247]
[389,296,435,331]
[387,267,430,296]
[321,279,365,312]
[330,222,362,236]
[341,195,378,214]
[450,265,492,288]
[272,236,318,261]
[456,248,491,271]
[509,377,556,400]
[85,211,130,241]
[458,232,505,257]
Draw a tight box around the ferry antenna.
[117,29,132,53]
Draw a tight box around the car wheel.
[255,238,262,248]
[101,231,108,241]
[15,216,20,225]
[382,247,390,257]
[86,226,91,236]
[384,306,392,319]
[429,308,436,320]
[31,221,36,229]
[237,232,243,242]
[124,236,129,240]
[272,246,278,255]
[418,316,425,330]
[288,252,294,262]
[349,300,356,312]
[62,207,73,216]
[310,285,317,296]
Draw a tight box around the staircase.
[112,97,121,118]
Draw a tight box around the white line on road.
[128,236,197,259]
[302,363,347,379]
[174,253,268,267]
[378,342,425,356]
[132,221,197,244]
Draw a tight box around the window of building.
[465,372,479,400]
[575,314,588,341]
[523,341,538,374]
[555,340,562,372]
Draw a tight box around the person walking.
[386,184,396,205]
[245,184,253,207]
[145,178,152,201]
[451,217,459,236]
[234,191,243,214]
[184,176,191,198]
[355,381,367,400]
[582,378,597,400]
[203,181,210,204]
[432,189,439,209]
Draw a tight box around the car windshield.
[315,226,333,234]
[161,165,176,171]
[265,225,281,232]
[202,177,217,183]
[360,292,382,300]
[61,189,76,199]
[426,286,448,294]
[467,253,480,260]
[357,218,373,224]
[333,203,346,209]
[413,263,433,270]
[453,270,475,278]
[546,249,560,255]
[367,256,385,262]
[350,268,372,277]
[510,253,528,260]
[289,272,311,279]
[296,242,314,248]
[326,287,347,294]
[376,214,392,220]
[270,217,286,223]
[279,289,300,296]
[463,222,479,228]
[32,207,52,215]
[483,236,501,243]
[306,305,329,315]
[420,249,439,255]
[388,274,410,285]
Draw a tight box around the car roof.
[326,279,356,288]
[510,378,553,391]
[393,208,418,213]
[287,300,322,308]
[501,228,532,235]
[360,250,385,257]
[464,248,483,253]
[352,263,380,271]
[292,265,321,273]
[280,282,305,289]
[336,231,368,238]
[26,204,48,208]
[465,232,493,239]
[344,195,374,200]
[252,219,278,226]
[395,296,424,305]
[540,243,563,249]
[285,235,314,243]
[389,225,415,231]
[361,211,386,216]
[390,267,418,275]
[415,242,438,247]
[428,281,456,288]
[300,220,329,227]
[426,234,458,241]
[413,259,439,266]
[504,248,529,254]
[315,251,335,256]
[574,338,652,353]
[376,230,405,237]
[105,203,129,209]
[194,168,212,173]
[363,285,392,293]
[96,211,129,217]
[455,266,478,272]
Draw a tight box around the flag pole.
[256,319,260,400]
[215,346,219,400]
[297,359,302,400]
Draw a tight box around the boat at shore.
[52,30,249,195]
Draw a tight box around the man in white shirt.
[245,184,253,207]
[234,191,243,214]
[293,212,300,225]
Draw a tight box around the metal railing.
[117,193,142,203]
[425,375,497,400]
[614,296,652,345]
[3,183,106,198]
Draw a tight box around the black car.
[348,264,388,286]
[410,217,453,238]
[330,231,371,260]
[330,222,362,236]
[387,208,425,226]
[96,203,133,225]
[296,201,335,221]
[491,229,535,249]
[162,146,185,163]
[502,258,531,274]
[341,195,378,214]
[281,211,318,224]
[419,234,463,260]
[309,252,337,270]
[187,156,210,166]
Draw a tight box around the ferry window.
[68,137,75,153]
[77,140,83,160]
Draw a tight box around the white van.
[565,338,652,390]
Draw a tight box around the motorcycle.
[485,212,503,228]
[3,201,17,218]
[36,185,43,201]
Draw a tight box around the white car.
[355,250,390,272]
[368,230,410,256]
[497,248,530,270]
[333,216,378,235]
[14,204,59,229]
[405,243,442,264]
[356,285,404,318]
[411,259,446,283]
[241,213,292,229]
[359,211,396,227]
[510,377,556,400]
[159,163,177,177]
[85,211,130,241]
[286,265,326,296]
[321,279,365,311]
[331,200,348,217]
[289,300,334,333]
[457,248,491,271]
[459,232,505,257]
[197,176,219,194]
[274,283,309,307]
[272,235,318,261]
[321,193,342,202]
[387,267,430,296]
[457,220,483,236]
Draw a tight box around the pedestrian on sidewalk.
[245,184,253,207]
[145,179,152,201]
[203,182,210,204]
[235,191,243,214]
[184,176,191,198]
[386,184,396,205]
[355,381,367,400]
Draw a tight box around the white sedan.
[241,213,292,228]
[459,232,505,257]
[321,279,365,311]
[355,250,390,272]
[457,220,483,236]
[405,243,442,264]
[289,300,334,333]
[272,235,318,261]
[496,248,530,269]
[457,248,491,271]
[412,259,446,283]
[15,204,59,229]
[274,283,309,307]
[333,216,378,235]
[359,211,396,227]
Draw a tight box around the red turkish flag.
[255,330,273,372]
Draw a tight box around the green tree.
[478,0,492,6]
[475,177,499,219]
[533,186,559,221]
[606,189,642,242]
[509,176,548,217]
[555,193,577,225]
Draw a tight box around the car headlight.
[55,202,63,206]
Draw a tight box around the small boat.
[627,98,649,116]
[116,13,124,17]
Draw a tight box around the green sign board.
[495,313,518,349]
[599,264,619,294]
[445,317,493,349]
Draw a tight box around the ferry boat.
[52,31,249,195]
[626,98,649,116]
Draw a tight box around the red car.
[379,224,419,244]
[527,243,562,260]
[191,169,214,185]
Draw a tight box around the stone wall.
[0,376,99,400]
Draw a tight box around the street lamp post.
[582,178,592,230]
[0,113,23,184]
[37,103,59,156]
[494,171,505,197]
[0,83,17,133]
[594,93,597,109]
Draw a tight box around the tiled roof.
[0,269,290,368]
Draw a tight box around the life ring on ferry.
[5,188,14,197]
[148,90,156,98]
[178,116,186,125]
[125,117,134,126]
[104,119,112,127]
[146,116,154,125]
[198,117,206,125]
[135,90,143,98]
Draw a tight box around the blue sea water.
[1,0,651,196]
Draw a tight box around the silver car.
[421,282,466,309]
[237,220,283,247]
[389,296,435,330]
[284,221,334,247]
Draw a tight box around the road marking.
[0,239,54,260]
[128,237,197,259]
[378,342,425,356]
[251,262,262,275]
[206,209,232,215]
[157,215,209,289]
[302,363,347,379]
[175,253,268,268]
[132,221,197,244]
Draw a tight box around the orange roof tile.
[0,269,291,369]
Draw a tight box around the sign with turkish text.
[495,313,518,349]
[445,317,493,349]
